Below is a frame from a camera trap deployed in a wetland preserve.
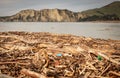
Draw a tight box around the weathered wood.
[0,32,120,78]
[21,69,47,78]
[0,74,14,78]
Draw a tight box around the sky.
[0,0,119,16]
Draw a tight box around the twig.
[86,62,97,70]
[79,66,86,75]
[108,71,120,77]
[100,64,111,76]
[84,71,92,78]
[21,69,47,78]
[47,48,67,53]
[3,40,19,44]
[89,51,120,65]
[110,55,120,58]
[89,76,109,78]
[0,62,30,65]
[97,52,120,65]
[114,59,120,61]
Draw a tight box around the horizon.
[0,0,119,16]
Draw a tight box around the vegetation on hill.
[81,1,120,21]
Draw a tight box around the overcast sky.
[0,0,119,16]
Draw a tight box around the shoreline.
[90,20,120,23]
[0,21,120,23]
[0,31,120,40]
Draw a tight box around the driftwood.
[100,64,111,76]
[0,62,30,66]
[21,69,47,78]
[108,71,120,77]
[0,32,120,78]
[0,74,14,78]
[89,51,120,65]
[97,52,120,65]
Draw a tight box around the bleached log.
[21,69,47,78]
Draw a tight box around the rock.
[0,9,85,22]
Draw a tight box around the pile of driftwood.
[0,32,120,78]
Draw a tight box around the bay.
[0,22,120,40]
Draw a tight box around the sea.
[0,22,120,40]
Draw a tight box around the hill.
[0,9,84,22]
[0,1,120,22]
[81,1,120,21]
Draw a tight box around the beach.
[0,31,120,78]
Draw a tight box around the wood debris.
[0,32,120,78]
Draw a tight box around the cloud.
[0,0,119,16]
[0,0,22,4]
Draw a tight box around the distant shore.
[90,20,120,23]
[0,21,120,23]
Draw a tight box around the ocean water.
[0,22,120,40]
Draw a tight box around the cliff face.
[0,9,85,22]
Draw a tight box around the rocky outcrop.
[0,9,85,22]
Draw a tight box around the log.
[109,71,120,77]
[0,62,30,65]
[21,69,47,78]
[0,74,14,78]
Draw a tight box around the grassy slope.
[81,1,120,17]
